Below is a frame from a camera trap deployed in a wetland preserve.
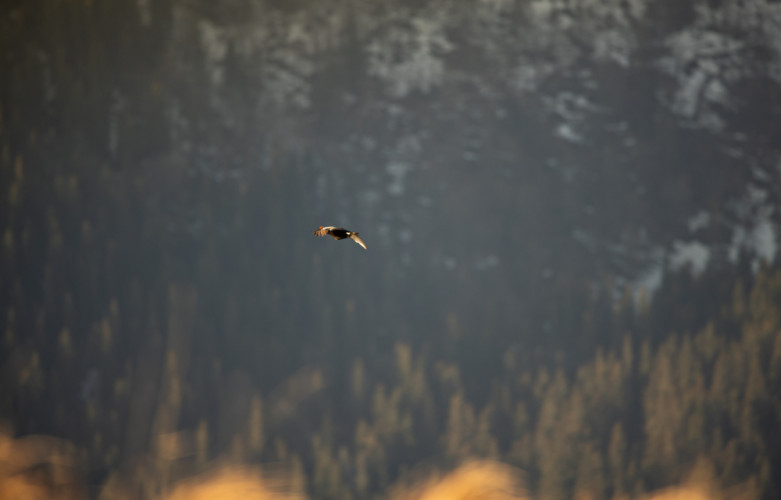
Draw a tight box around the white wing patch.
[350,234,367,250]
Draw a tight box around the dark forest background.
[1,0,781,499]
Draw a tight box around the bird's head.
[319,226,323,229]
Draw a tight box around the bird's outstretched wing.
[350,233,367,250]
[314,226,334,237]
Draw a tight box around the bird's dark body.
[328,228,350,240]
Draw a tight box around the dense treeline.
[2,1,781,499]
[3,128,780,499]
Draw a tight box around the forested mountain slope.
[1,0,780,499]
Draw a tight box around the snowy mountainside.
[150,0,781,286]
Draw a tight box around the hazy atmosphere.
[2,0,781,499]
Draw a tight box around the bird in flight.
[313,226,367,250]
